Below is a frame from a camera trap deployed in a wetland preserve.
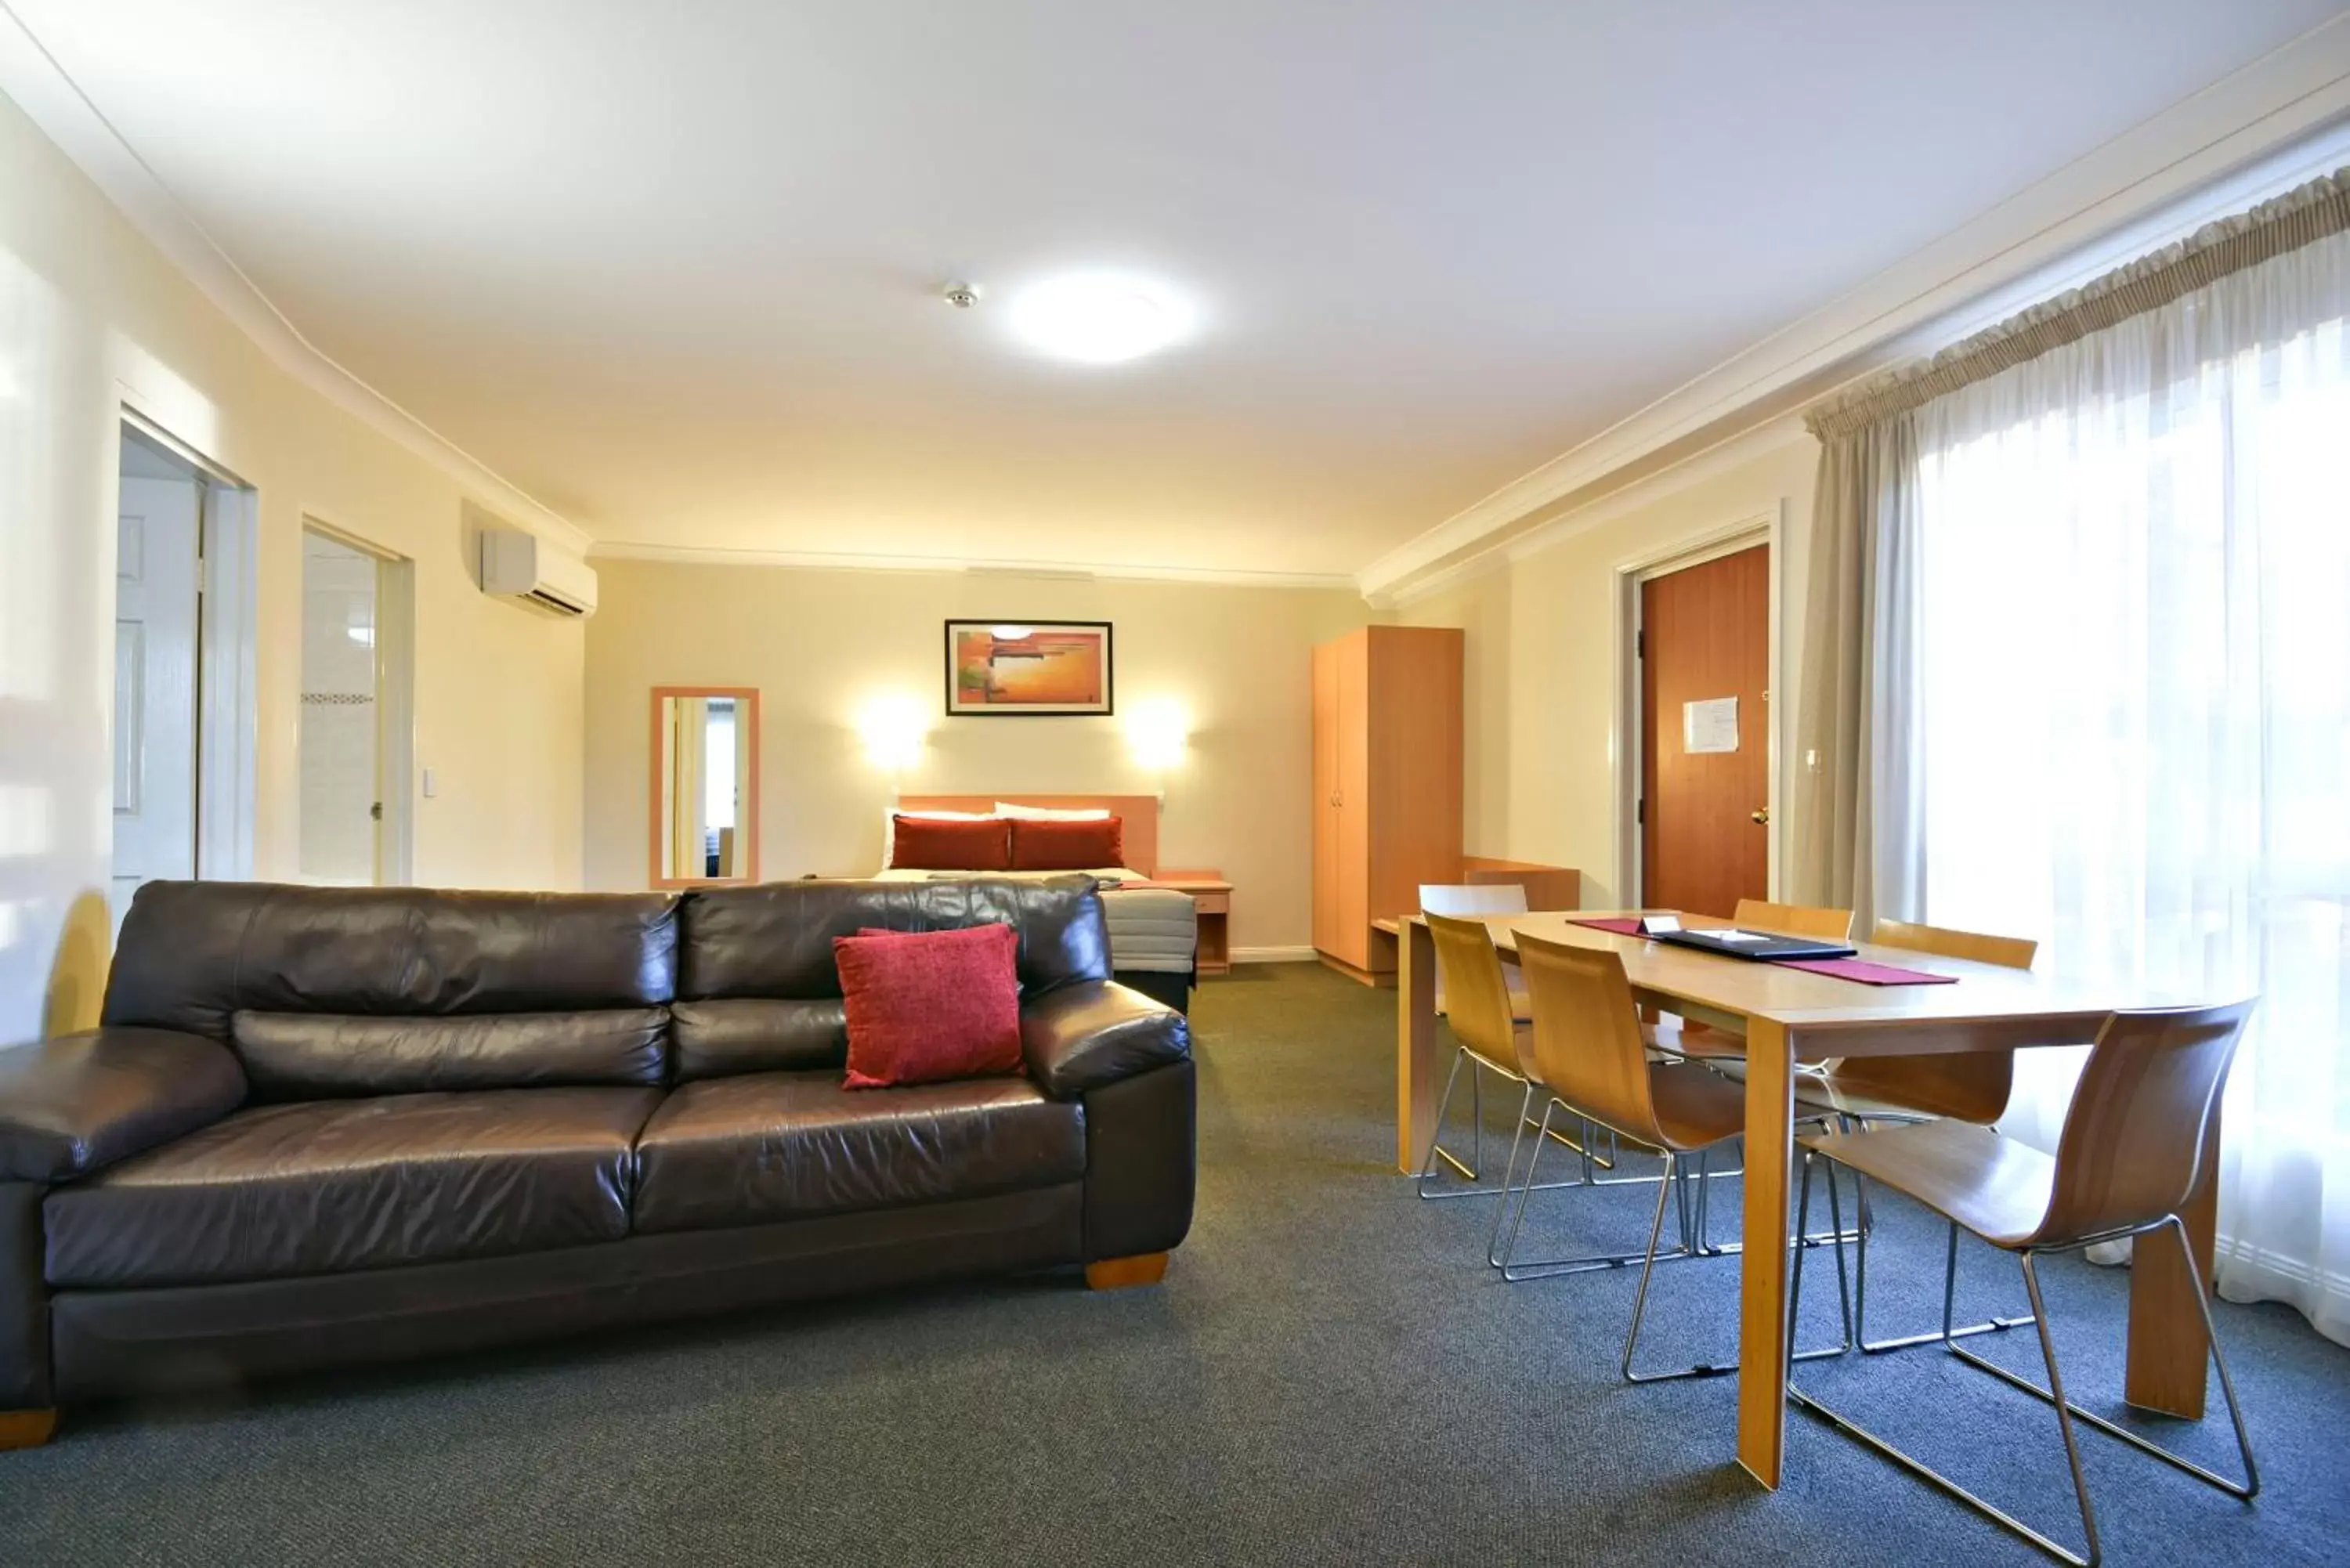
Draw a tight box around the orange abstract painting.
[945,621,1113,714]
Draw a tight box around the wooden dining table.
[1383,909,2221,1490]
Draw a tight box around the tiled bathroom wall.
[299,533,378,883]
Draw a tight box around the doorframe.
[1608,502,1786,908]
[301,518,418,886]
[117,405,258,883]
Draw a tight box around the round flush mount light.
[1007,273,1195,365]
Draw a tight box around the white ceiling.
[14,1,2345,580]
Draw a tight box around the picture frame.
[944,620,1114,716]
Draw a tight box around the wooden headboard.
[896,793,1160,876]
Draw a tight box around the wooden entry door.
[1640,544,1769,919]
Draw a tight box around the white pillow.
[881,807,999,867]
[994,802,1112,821]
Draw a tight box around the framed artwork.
[945,620,1114,715]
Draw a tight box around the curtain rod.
[1806,164,2350,441]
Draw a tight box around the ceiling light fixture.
[1008,273,1195,365]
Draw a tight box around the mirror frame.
[649,685,761,889]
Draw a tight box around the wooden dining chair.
[1506,932,1852,1375]
[1415,912,1536,1205]
[1415,915,1618,1256]
[1787,1000,2259,1567]
[1733,897,1856,941]
[1793,919,2040,1350]
[1654,897,1857,1061]
[1418,883,1531,1016]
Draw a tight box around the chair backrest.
[2031,1000,2255,1248]
[1828,919,2039,1122]
[1732,898,1854,941]
[1871,917,2037,971]
[1425,913,1524,1074]
[1419,883,1530,917]
[1513,932,1665,1146]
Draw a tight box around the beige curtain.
[1788,413,1918,929]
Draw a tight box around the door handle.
[1751,807,1770,825]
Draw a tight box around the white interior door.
[112,471,203,928]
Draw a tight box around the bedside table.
[1154,870,1233,977]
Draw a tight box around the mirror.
[651,687,759,886]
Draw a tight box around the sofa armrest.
[1020,981,1191,1100]
[0,1028,247,1183]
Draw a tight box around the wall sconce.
[1126,697,1191,797]
[856,693,930,791]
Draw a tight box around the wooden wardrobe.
[1311,626,1463,981]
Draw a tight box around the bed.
[882,793,1198,1012]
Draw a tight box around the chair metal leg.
[1484,1082,1537,1265]
[1470,1062,1484,1176]
[1791,1180,2260,1566]
[1825,1140,2037,1353]
[1419,1054,1589,1207]
[1624,1147,1850,1382]
[1619,1152,1683,1378]
[1788,1245,2101,1566]
[1947,1219,2260,1501]
[1414,1049,1477,1195]
[2018,1253,2102,1565]
[1497,1102,1683,1281]
[1517,1110,1619,1173]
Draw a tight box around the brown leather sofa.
[0,876,1194,1446]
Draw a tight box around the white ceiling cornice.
[1372,416,1814,610]
[588,539,1358,593]
[0,2,595,553]
[1356,14,2350,605]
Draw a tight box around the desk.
[1386,910,2218,1490]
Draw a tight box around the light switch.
[421,768,438,799]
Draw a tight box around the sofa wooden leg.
[0,1409,56,1451]
[1084,1252,1169,1290]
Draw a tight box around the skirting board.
[1231,946,1318,964]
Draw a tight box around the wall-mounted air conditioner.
[479,527,598,618]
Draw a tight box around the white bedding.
[870,867,1198,974]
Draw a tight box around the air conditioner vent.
[479,527,598,618]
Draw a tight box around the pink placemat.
[1773,956,1958,986]
[1566,916,1645,935]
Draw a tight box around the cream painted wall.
[0,92,586,1042]
[584,560,1366,952]
[1394,436,1819,909]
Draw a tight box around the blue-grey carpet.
[2,963,2345,1565]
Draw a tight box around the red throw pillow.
[1010,815,1123,871]
[834,923,1024,1089]
[890,814,1011,870]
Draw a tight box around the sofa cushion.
[103,882,682,1043]
[43,1088,662,1288]
[631,1071,1085,1234]
[230,1008,670,1100]
[671,998,847,1078]
[680,878,1110,1005]
[837,924,1024,1089]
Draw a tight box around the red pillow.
[890,814,1011,870]
[833,923,1024,1089]
[1009,815,1123,872]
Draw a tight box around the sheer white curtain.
[1898,226,2350,1342]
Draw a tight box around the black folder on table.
[1655,928,1856,963]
